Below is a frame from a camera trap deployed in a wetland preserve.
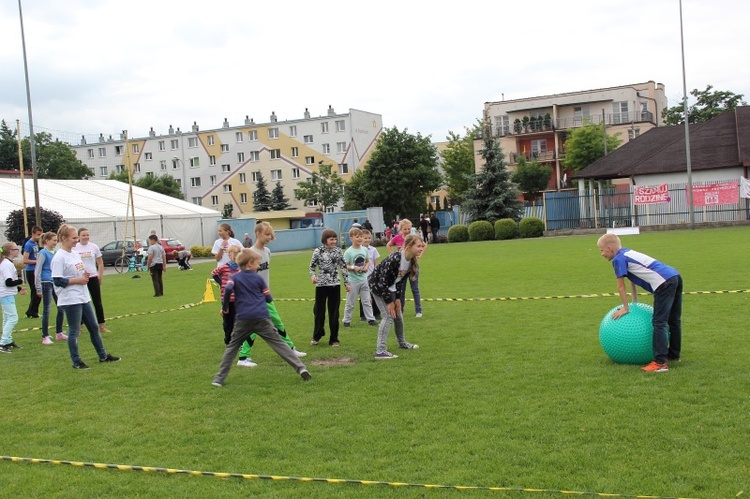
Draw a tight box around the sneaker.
[9,342,22,349]
[374,351,398,359]
[236,359,258,367]
[310,339,319,346]
[0,345,11,353]
[343,322,351,328]
[211,381,223,387]
[299,369,312,381]
[331,341,340,347]
[99,327,111,333]
[55,332,68,340]
[641,361,668,373]
[399,342,419,349]
[293,348,307,358]
[368,320,378,326]
[73,362,90,370]
[100,354,121,363]
[42,336,53,345]
[415,313,423,318]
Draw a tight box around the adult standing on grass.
[34,232,67,344]
[74,228,110,333]
[51,225,120,370]
[212,223,243,267]
[597,233,682,373]
[22,226,43,319]
[430,213,440,243]
[146,234,167,297]
[309,228,349,347]
[369,234,424,359]
[0,242,25,353]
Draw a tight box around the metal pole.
[17,0,41,226]
[679,0,695,228]
[15,120,29,238]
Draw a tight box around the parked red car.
[159,238,185,262]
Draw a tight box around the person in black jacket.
[429,213,441,243]
[368,234,425,359]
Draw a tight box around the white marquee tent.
[0,179,222,248]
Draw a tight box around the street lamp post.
[173,156,187,200]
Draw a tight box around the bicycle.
[114,253,148,274]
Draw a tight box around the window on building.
[271,169,282,181]
[190,177,201,187]
[98,147,106,157]
[172,159,180,169]
[495,115,510,136]
[305,156,314,165]
[322,143,330,154]
[115,165,125,174]
[249,151,260,162]
[335,120,346,132]
[87,149,94,158]
[192,196,202,205]
[160,160,167,170]
[321,122,329,133]
[158,141,165,151]
[132,144,139,154]
[224,184,232,193]
[190,157,200,167]
[144,152,153,160]
[99,166,108,176]
[221,144,229,153]
[613,101,629,124]
[222,164,231,173]
[210,155,216,165]
[145,171,154,177]
[240,193,248,204]
[207,135,214,146]
[303,135,313,144]
[114,145,123,156]
[430,195,440,205]
[291,147,298,157]
[236,131,243,142]
[270,149,281,159]
[268,127,279,139]
[292,167,300,179]
[134,163,141,173]
[210,175,217,185]
[289,125,297,137]
[239,173,246,184]
[171,139,179,150]
[252,172,260,182]
[338,163,349,174]
[336,142,346,153]
[530,139,547,158]
[188,137,198,148]
[308,199,319,207]
[237,152,245,163]
[573,106,589,126]
[248,130,258,141]
[211,195,219,206]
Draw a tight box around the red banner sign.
[688,181,738,207]
[634,184,670,204]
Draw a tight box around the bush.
[4,206,65,244]
[519,217,545,238]
[447,225,469,243]
[494,218,518,240]
[468,221,494,241]
[190,245,213,258]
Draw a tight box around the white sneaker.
[415,313,423,318]
[293,348,307,358]
[42,336,53,345]
[236,359,257,367]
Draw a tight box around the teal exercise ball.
[599,302,654,364]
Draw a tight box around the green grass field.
[1,227,748,498]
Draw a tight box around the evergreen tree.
[461,120,522,223]
[270,181,292,210]
[253,171,272,211]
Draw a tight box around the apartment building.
[72,107,383,214]
[481,81,667,191]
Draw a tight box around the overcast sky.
[1,0,748,143]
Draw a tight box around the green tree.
[4,206,65,244]
[663,85,747,125]
[253,171,272,212]
[0,124,91,179]
[109,171,184,199]
[295,163,345,212]
[512,156,552,201]
[270,181,292,210]
[343,127,442,221]
[440,128,477,204]
[0,120,19,171]
[563,122,622,173]
[461,120,522,223]
[342,168,367,211]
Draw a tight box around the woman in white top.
[211,223,243,267]
[52,225,119,370]
[74,228,109,332]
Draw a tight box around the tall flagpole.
[679,0,695,228]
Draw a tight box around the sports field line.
[0,455,695,498]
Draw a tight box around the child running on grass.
[34,232,66,344]
[597,233,683,373]
[309,228,349,347]
[212,249,311,387]
[1,242,25,353]
[236,222,306,365]
[368,234,425,359]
